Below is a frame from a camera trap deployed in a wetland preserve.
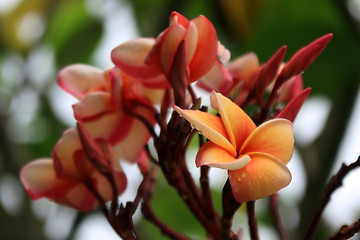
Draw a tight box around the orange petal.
[196,142,250,170]
[210,91,256,152]
[240,119,294,164]
[173,106,236,156]
[159,24,186,76]
[111,38,162,78]
[183,22,198,63]
[57,64,104,99]
[228,154,291,202]
[188,15,218,82]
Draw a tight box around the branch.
[221,179,241,240]
[329,219,360,240]
[141,168,188,240]
[269,194,288,240]
[304,156,360,240]
[247,201,259,240]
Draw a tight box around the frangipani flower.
[111,11,218,84]
[58,64,159,163]
[20,128,127,212]
[196,42,233,94]
[227,34,332,106]
[174,91,294,202]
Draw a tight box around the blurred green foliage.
[0,0,359,239]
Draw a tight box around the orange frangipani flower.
[173,91,294,202]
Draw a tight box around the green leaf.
[44,0,103,67]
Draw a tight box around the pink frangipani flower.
[20,128,127,212]
[57,64,159,163]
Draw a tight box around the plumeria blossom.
[20,127,127,212]
[111,12,221,88]
[227,34,332,106]
[174,91,294,202]
[57,64,159,163]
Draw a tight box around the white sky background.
[1,0,360,239]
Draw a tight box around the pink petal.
[57,64,104,99]
[20,159,77,200]
[277,75,304,103]
[111,38,162,78]
[106,68,122,110]
[173,106,235,156]
[52,128,83,178]
[188,15,218,82]
[159,24,186,76]
[276,34,333,86]
[183,22,198,63]
[276,87,311,122]
[138,74,170,89]
[170,12,190,26]
[253,46,287,94]
[91,168,127,201]
[60,183,98,212]
[138,86,166,105]
[210,92,256,152]
[73,92,113,121]
[82,112,134,145]
[20,158,98,212]
[77,122,110,171]
[228,52,259,86]
[113,116,151,163]
[240,119,294,164]
[228,154,291,202]
[168,40,189,104]
[197,60,233,94]
[196,141,250,170]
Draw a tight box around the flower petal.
[228,154,291,202]
[228,52,259,85]
[60,183,98,212]
[240,119,294,164]
[210,91,256,152]
[197,60,233,94]
[170,11,190,26]
[196,141,250,170]
[52,128,82,178]
[159,24,186,76]
[188,15,218,82]
[276,87,311,122]
[20,159,77,200]
[173,106,236,156]
[113,107,154,162]
[111,38,162,78]
[183,21,198,63]
[82,112,134,145]
[73,92,113,121]
[57,64,104,99]
[91,169,127,201]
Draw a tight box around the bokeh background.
[1,0,360,239]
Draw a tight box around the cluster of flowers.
[20,12,332,213]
